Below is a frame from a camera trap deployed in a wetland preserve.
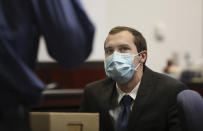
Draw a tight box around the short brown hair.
[107,26,147,53]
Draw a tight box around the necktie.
[117,95,133,131]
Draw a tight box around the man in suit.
[80,26,187,131]
[0,0,94,131]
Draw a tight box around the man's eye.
[120,47,129,52]
[105,49,113,54]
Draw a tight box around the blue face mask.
[104,51,141,83]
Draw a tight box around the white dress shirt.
[109,82,140,129]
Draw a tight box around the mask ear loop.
[134,63,141,71]
[134,51,143,71]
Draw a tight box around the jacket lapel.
[100,78,118,131]
[100,79,118,110]
[127,67,155,130]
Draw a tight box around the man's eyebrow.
[104,43,113,49]
[118,44,130,47]
[104,46,112,50]
[104,43,130,49]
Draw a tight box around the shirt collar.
[116,82,140,104]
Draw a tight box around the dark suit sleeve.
[0,40,44,106]
[79,84,101,112]
[31,0,95,69]
[79,87,91,112]
[177,90,203,131]
[168,102,183,131]
[168,83,188,131]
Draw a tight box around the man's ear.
[140,50,147,64]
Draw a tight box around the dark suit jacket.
[80,67,187,131]
[0,0,94,106]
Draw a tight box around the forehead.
[105,31,136,48]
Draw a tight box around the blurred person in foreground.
[0,0,94,131]
[80,26,187,131]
